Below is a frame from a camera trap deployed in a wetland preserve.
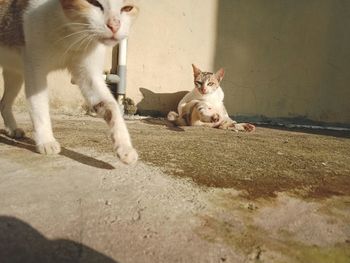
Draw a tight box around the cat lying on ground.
[168,100,221,127]
[168,64,255,132]
[0,0,138,164]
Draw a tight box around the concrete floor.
[0,113,349,263]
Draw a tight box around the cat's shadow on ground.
[0,130,115,170]
[0,216,117,263]
[137,88,188,132]
[137,88,188,117]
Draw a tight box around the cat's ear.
[192,64,202,78]
[215,68,225,82]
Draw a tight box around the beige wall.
[1,0,349,126]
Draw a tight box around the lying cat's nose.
[107,18,120,34]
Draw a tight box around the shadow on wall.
[215,0,350,126]
[137,88,188,116]
[0,216,117,263]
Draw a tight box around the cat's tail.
[167,111,188,126]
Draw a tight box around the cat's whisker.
[53,23,94,36]
[62,34,89,57]
[54,22,91,31]
[56,29,100,43]
[83,35,97,53]
[77,34,95,52]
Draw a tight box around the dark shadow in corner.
[0,131,114,170]
[0,216,117,263]
[257,124,350,139]
[137,88,188,117]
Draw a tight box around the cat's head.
[59,0,139,46]
[192,64,225,95]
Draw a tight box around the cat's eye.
[121,5,134,12]
[87,0,104,11]
[195,81,202,86]
[208,82,214,86]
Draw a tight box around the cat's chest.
[196,92,224,106]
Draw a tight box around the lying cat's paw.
[211,113,221,123]
[116,145,138,164]
[6,128,25,139]
[167,111,179,121]
[242,123,256,132]
[37,141,61,155]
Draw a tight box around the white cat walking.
[0,0,138,164]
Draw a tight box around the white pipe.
[117,38,128,95]
[118,38,128,66]
[116,38,128,113]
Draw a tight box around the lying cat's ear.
[192,64,202,78]
[215,68,225,82]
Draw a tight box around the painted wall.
[1,0,349,126]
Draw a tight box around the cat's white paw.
[6,128,25,139]
[167,111,179,121]
[37,141,61,155]
[116,145,138,164]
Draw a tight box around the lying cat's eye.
[87,0,104,11]
[121,5,134,12]
[208,82,214,86]
[195,81,202,86]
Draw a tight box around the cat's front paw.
[37,141,61,155]
[6,128,25,139]
[116,145,138,164]
[167,111,179,122]
[211,113,221,123]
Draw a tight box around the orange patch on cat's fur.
[59,0,90,12]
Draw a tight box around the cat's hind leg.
[0,69,25,139]
[233,123,256,132]
[218,119,255,132]
[167,111,188,126]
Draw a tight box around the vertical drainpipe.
[116,38,128,114]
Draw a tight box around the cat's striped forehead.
[60,0,125,12]
[195,72,218,82]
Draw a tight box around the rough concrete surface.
[0,113,349,263]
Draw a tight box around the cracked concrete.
[0,113,349,263]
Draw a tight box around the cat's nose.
[107,18,120,34]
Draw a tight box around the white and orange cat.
[0,0,138,164]
[168,64,255,132]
